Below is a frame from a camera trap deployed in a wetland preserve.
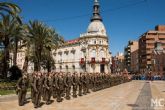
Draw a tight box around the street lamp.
[84,51,87,72]
[81,41,88,72]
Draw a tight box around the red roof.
[66,38,79,44]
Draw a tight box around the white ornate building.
[52,0,111,73]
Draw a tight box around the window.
[72,65,75,72]
[159,38,165,40]
[147,43,153,46]
[91,49,96,58]
[66,65,68,72]
[148,33,157,35]
[146,38,154,40]
[94,40,96,44]
[99,50,105,58]
[99,41,102,44]
[53,66,56,71]
[60,66,62,70]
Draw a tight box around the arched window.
[91,49,96,58]
[99,49,105,58]
[72,65,75,72]
[60,65,62,71]
[66,65,68,69]
[66,65,68,72]
[52,66,56,72]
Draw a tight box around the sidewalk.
[0,93,30,102]
[0,81,165,110]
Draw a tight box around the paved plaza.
[0,80,165,110]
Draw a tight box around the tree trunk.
[47,60,51,72]
[13,39,18,66]
[2,37,10,79]
[23,45,29,72]
[46,50,51,72]
[34,59,40,71]
[23,55,28,72]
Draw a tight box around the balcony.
[79,58,85,65]
[90,57,96,64]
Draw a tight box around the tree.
[0,2,21,79]
[10,23,26,66]
[0,15,22,78]
[26,20,64,72]
[42,27,64,72]
[0,2,21,19]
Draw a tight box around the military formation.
[16,72,130,108]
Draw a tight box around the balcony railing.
[79,58,85,64]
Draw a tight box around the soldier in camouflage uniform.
[107,73,111,88]
[55,73,64,102]
[16,74,29,106]
[33,72,43,108]
[63,72,72,100]
[29,72,36,103]
[86,73,90,93]
[44,72,53,105]
[82,73,87,95]
[78,73,83,96]
[93,73,97,92]
[41,73,46,101]
[89,73,94,90]
[72,72,79,98]
[52,72,58,98]
[96,73,100,91]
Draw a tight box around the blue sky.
[3,0,165,55]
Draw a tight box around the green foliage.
[0,89,16,95]
[0,2,21,19]
[0,81,16,87]
[25,20,64,71]
[0,1,64,75]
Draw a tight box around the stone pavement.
[0,80,165,110]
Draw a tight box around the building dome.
[87,20,106,35]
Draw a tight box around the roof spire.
[91,0,102,22]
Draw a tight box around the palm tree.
[42,27,64,72]
[10,23,26,66]
[0,2,22,78]
[0,2,21,19]
[0,15,23,78]
[25,20,64,72]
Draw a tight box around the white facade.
[52,33,111,73]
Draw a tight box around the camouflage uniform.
[64,73,72,100]
[72,73,79,98]
[86,73,90,93]
[93,74,97,91]
[33,73,43,108]
[16,75,29,106]
[29,73,35,103]
[44,73,53,104]
[78,73,83,96]
[52,73,58,98]
[55,74,64,102]
[82,74,87,95]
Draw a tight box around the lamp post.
[84,51,87,72]
[81,41,88,72]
